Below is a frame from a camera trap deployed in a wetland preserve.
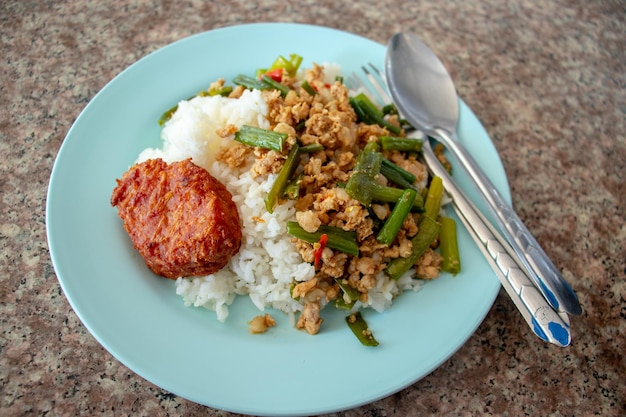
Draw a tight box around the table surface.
[1,1,624,416]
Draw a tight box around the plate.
[46,23,510,416]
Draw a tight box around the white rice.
[137,71,423,324]
[138,88,270,169]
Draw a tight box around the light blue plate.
[46,23,510,416]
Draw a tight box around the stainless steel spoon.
[385,32,582,316]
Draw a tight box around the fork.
[350,64,572,347]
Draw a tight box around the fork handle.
[434,128,582,316]
[421,142,571,346]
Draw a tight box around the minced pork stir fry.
[211,55,460,343]
[117,54,462,346]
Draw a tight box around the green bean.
[346,162,424,210]
[265,144,300,213]
[335,278,361,301]
[376,188,417,245]
[346,311,379,347]
[299,143,323,153]
[286,222,359,256]
[334,278,360,310]
[300,80,317,96]
[382,103,398,116]
[349,97,373,124]
[423,176,444,220]
[346,174,423,209]
[384,215,441,280]
[370,184,424,211]
[439,216,461,275]
[382,158,416,183]
[232,74,269,90]
[158,104,179,126]
[261,75,290,98]
[283,172,302,200]
[380,158,417,190]
[234,125,287,152]
[379,136,423,152]
[346,144,425,209]
[350,93,402,135]
[334,297,357,310]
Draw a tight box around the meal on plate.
[111,54,460,345]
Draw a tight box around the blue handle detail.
[538,279,559,310]
[532,318,549,341]
[548,321,571,346]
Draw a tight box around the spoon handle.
[421,141,571,346]
[434,127,582,316]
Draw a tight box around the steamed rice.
[136,67,423,324]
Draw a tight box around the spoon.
[385,32,582,316]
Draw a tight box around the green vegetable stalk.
[334,278,360,310]
[439,216,461,275]
[286,222,359,256]
[379,135,423,152]
[234,125,287,152]
[384,215,441,280]
[232,74,269,90]
[346,311,379,347]
[299,143,323,153]
[265,144,301,213]
[346,178,425,211]
[345,144,424,210]
[423,176,444,219]
[349,93,402,135]
[380,158,416,190]
[261,75,290,98]
[376,188,417,245]
[300,80,317,96]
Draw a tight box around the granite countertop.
[1,0,624,416]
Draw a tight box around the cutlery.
[383,32,581,316]
[350,65,571,346]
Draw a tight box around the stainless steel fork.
[350,64,572,347]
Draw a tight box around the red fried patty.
[111,158,242,279]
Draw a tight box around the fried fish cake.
[111,158,242,279]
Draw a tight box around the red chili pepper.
[313,233,328,269]
[261,68,283,82]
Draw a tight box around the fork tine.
[362,63,393,104]
[348,72,377,104]
[349,71,385,108]
[348,72,365,91]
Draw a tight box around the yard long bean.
[265,144,300,213]
[345,311,379,347]
[379,135,423,152]
[380,158,416,190]
[376,188,418,245]
[423,176,444,219]
[286,222,359,256]
[234,125,287,152]
[349,93,402,135]
[384,215,441,280]
[439,216,461,275]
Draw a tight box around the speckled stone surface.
[1,0,624,416]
